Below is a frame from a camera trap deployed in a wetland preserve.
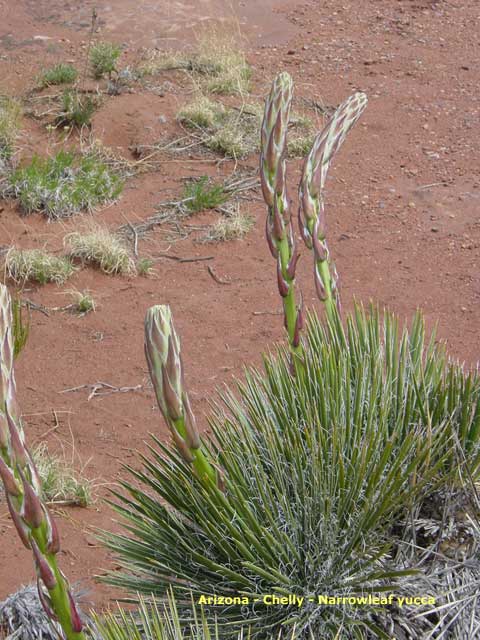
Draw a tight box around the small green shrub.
[136,257,155,277]
[0,95,21,161]
[58,89,96,128]
[90,42,121,79]
[183,176,228,212]
[65,226,136,275]
[8,150,123,218]
[66,288,96,314]
[177,96,225,129]
[5,248,75,285]
[41,63,78,87]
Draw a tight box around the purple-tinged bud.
[171,428,194,463]
[0,456,20,496]
[31,538,57,589]
[0,413,8,449]
[37,579,57,621]
[286,243,300,280]
[298,207,312,250]
[19,468,45,529]
[260,160,274,208]
[68,590,84,633]
[183,395,200,450]
[314,266,327,301]
[6,409,27,467]
[277,260,290,298]
[292,316,301,348]
[312,233,328,262]
[46,510,61,554]
[6,494,30,548]
[265,217,278,258]
[265,129,277,176]
[272,200,284,242]
[162,373,182,421]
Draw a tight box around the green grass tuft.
[65,225,136,276]
[8,150,123,219]
[90,42,122,79]
[0,95,22,161]
[183,176,228,212]
[40,63,78,87]
[136,257,155,277]
[5,248,75,285]
[58,89,97,128]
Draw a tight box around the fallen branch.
[207,265,231,285]
[60,381,142,400]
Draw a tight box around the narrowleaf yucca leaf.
[92,592,296,640]
[102,304,480,638]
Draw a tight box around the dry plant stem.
[299,92,368,320]
[260,72,304,375]
[0,285,84,640]
[144,306,218,487]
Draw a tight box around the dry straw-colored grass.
[64,225,136,276]
[4,247,75,285]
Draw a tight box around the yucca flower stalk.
[260,72,304,374]
[299,92,368,318]
[0,284,84,640]
[144,305,217,487]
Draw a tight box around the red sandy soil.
[0,0,479,616]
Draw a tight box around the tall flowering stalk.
[0,284,84,640]
[299,92,368,319]
[260,72,304,375]
[144,305,218,487]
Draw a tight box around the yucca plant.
[100,73,480,639]
[0,284,85,640]
[103,304,480,638]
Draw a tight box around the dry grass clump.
[177,97,315,159]
[65,225,136,276]
[0,95,22,162]
[140,28,250,95]
[32,443,93,507]
[177,96,225,129]
[204,207,254,242]
[177,97,260,158]
[4,247,75,285]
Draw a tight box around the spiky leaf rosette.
[260,72,304,373]
[103,305,480,639]
[299,92,367,316]
[0,284,85,640]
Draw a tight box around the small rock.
[287,49,296,55]
[431,227,439,232]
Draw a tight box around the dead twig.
[156,254,214,264]
[60,381,142,400]
[207,265,231,285]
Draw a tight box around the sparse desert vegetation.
[0,3,479,640]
